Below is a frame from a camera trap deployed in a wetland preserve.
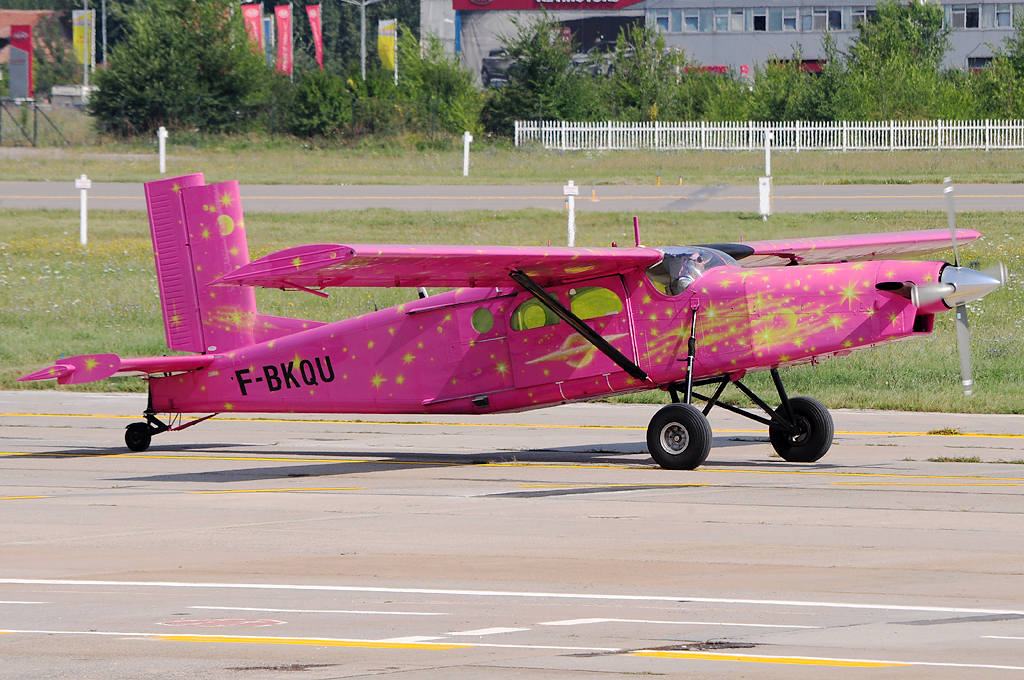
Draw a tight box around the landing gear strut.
[649,368,834,470]
[124,390,217,452]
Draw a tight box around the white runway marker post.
[75,174,91,246]
[157,126,168,174]
[759,131,773,221]
[462,131,473,177]
[564,180,578,246]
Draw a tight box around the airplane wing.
[19,354,215,385]
[212,244,663,290]
[705,228,981,267]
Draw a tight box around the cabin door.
[506,276,636,389]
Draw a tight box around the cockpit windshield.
[645,246,738,296]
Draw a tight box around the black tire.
[125,422,152,452]
[646,404,713,470]
[769,396,833,463]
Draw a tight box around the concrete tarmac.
[2,181,1023,213]
[2,390,1024,678]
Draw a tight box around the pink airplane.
[21,174,1005,469]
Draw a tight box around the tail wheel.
[125,422,152,452]
[647,404,713,470]
[769,396,833,463]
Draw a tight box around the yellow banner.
[72,10,92,65]
[377,19,396,71]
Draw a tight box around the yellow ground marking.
[0,495,48,500]
[5,411,1024,440]
[0,452,459,466]
[632,649,906,667]
[834,482,1020,487]
[189,487,363,494]
[518,483,716,489]
[152,633,466,650]
[2,447,1022,483]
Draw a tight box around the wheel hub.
[788,415,811,445]
[660,423,690,454]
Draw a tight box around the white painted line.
[539,617,817,629]
[0,601,48,605]
[984,636,1024,641]
[190,606,447,616]
[3,578,1022,617]
[446,627,529,636]
[377,635,444,643]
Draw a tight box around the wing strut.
[509,269,648,382]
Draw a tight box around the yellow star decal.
[402,352,416,364]
[370,374,387,389]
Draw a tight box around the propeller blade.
[955,303,973,397]
[944,177,960,268]
[982,262,1008,287]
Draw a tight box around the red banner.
[275,5,293,75]
[306,5,324,70]
[453,0,643,10]
[241,4,263,50]
[10,24,33,99]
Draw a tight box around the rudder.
[145,175,258,353]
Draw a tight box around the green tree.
[90,0,274,135]
[606,24,684,121]
[747,51,827,121]
[289,70,350,137]
[481,14,608,136]
[392,31,481,135]
[833,0,956,119]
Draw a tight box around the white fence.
[513,120,1024,151]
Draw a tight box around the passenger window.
[510,297,560,331]
[570,287,623,320]
[471,308,494,334]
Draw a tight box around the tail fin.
[145,175,257,353]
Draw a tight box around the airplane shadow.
[9,443,252,459]
[111,435,833,484]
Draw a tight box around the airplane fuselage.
[150,258,945,416]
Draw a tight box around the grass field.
[2,207,1021,413]
[3,136,1024,186]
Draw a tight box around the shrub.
[90,0,272,135]
[290,71,351,137]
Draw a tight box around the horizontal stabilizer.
[707,228,982,267]
[19,354,215,385]
[212,244,663,291]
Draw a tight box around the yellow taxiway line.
[4,411,1024,440]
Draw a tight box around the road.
[1,181,1022,213]
[3,390,1024,678]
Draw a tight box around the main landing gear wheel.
[768,396,833,463]
[647,404,713,470]
[125,422,152,452]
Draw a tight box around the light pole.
[339,0,382,80]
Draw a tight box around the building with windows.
[419,0,1021,86]
[644,2,1018,70]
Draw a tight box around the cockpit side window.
[645,247,737,296]
[510,296,561,331]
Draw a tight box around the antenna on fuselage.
[633,216,641,247]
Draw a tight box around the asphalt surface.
[3,390,1024,678]
[2,181,1023,213]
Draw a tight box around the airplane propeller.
[942,178,1007,396]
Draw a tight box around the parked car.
[481,49,511,88]
[570,40,620,77]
